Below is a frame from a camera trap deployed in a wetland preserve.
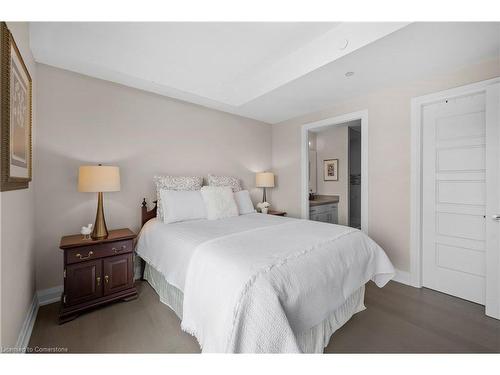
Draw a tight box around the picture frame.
[323,159,338,181]
[0,22,32,191]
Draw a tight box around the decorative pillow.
[154,175,203,221]
[234,190,256,215]
[159,189,206,224]
[207,174,242,192]
[200,186,239,220]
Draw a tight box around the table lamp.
[78,164,120,240]
[256,172,274,203]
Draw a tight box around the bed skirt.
[144,262,184,319]
[143,262,366,353]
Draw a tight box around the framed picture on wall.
[0,22,32,191]
[323,159,338,181]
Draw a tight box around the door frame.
[300,110,369,233]
[410,77,500,318]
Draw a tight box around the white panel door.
[422,92,488,304]
[485,83,500,318]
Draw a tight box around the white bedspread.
[136,214,394,353]
[136,214,287,290]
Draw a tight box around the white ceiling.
[238,22,500,123]
[30,22,500,124]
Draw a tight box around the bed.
[136,199,394,353]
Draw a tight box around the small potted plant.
[257,202,271,214]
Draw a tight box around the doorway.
[411,78,500,319]
[306,121,361,227]
[301,110,369,233]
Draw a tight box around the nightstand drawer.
[66,239,133,264]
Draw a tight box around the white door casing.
[300,110,368,234]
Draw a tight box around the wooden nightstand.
[267,210,287,216]
[59,228,137,324]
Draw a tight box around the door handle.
[104,275,109,284]
[492,214,500,221]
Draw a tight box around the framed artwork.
[323,159,338,181]
[1,22,32,191]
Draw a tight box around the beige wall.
[315,126,349,225]
[0,22,36,349]
[35,64,272,290]
[271,58,500,272]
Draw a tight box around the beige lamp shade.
[256,172,275,188]
[78,165,121,192]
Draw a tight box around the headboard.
[141,198,157,228]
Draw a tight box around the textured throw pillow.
[159,190,206,224]
[200,186,239,220]
[207,174,242,192]
[234,190,256,215]
[154,175,203,221]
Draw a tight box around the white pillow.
[154,175,203,222]
[200,186,239,220]
[159,189,206,224]
[234,190,256,215]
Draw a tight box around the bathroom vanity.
[309,195,339,224]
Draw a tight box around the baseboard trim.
[37,285,63,306]
[392,269,411,286]
[13,285,63,352]
[15,294,39,352]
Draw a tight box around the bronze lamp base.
[91,192,108,240]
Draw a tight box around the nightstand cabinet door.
[65,260,103,306]
[103,253,134,296]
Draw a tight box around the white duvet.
[136,213,394,353]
